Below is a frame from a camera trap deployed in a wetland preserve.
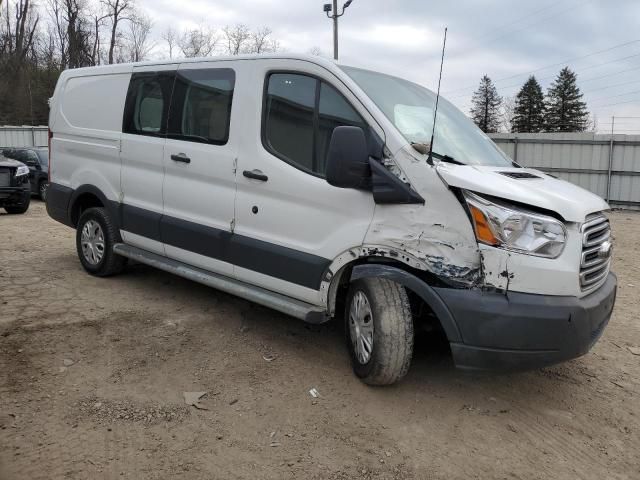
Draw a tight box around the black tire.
[4,194,30,214]
[345,277,414,386]
[76,207,126,277]
[39,180,49,201]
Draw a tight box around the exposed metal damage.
[363,146,484,288]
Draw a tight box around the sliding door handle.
[243,169,268,181]
[171,153,191,164]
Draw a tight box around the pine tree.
[511,76,545,133]
[470,75,503,133]
[544,67,589,132]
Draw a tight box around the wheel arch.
[327,260,462,343]
[69,185,118,228]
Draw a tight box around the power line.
[592,98,640,108]
[477,0,587,48]
[581,79,640,95]
[444,39,640,94]
[469,0,570,43]
[589,89,640,103]
[449,53,640,99]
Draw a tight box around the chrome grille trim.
[0,168,10,187]
[580,214,611,291]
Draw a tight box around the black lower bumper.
[0,187,30,207]
[434,273,617,371]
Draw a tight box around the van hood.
[436,163,609,222]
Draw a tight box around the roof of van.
[61,53,343,77]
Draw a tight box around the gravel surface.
[1,201,639,479]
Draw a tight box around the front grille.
[0,168,11,187]
[580,214,611,291]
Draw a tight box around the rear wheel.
[4,194,30,214]
[345,277,414,385]
[76,207,126,277]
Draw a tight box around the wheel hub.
[81,219,105,265]
[349,290,374,364]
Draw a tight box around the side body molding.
[350,264,462,343]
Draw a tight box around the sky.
[137,0,640,133]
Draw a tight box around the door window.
[168,68,236,145]
[263,72,368,176]
[123,73,174,136]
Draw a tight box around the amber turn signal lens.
[470,204,499,246]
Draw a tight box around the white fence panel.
[0,126,48,148]
[490,133,640,210]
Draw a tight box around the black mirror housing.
[326,126,371,190]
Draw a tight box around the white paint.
[49,53,612,314]
[436,163,610,222]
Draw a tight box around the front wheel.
[39,181,49,201]
[4,194,30,214]
[76,207,126,277]
[345,277,414,386]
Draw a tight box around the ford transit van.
[46,54,617,385]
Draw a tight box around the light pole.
[324,0,354,60]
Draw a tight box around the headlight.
[15,165,29,177]
[464,191,567,258]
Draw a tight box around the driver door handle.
[243,169,268,182]
[171,153,191,164]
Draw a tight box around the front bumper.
[0,186,30,206]
[433,273,617,371]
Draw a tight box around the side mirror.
[326,126,371,189]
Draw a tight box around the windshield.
[35,149,49,166]
[340,66,513,167]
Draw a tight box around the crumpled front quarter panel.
[364,147,481,286]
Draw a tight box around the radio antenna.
[427,27,448,166]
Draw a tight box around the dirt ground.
[1,201,639,480]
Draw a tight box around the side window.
[168,68,235,145]
[123,73,173,136]
[316,82,367,174]
[264,73,316,171]
[263,72,368,176]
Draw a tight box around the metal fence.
[490,132,640,210]
[0,126,48,149]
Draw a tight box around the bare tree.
[178,26,218,58]
[222,23,250,55]
[102,0,133,64]
[249,26,278,54]
[90,12,108,65]
[123,11,153,62]
[46,0,67,67]
[161,26,177,59]
[1,0,40,64]
[501,95,516,133]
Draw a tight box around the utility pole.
[324,0,354,60]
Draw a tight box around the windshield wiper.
[430,151,464,165]
[410,142,464,165]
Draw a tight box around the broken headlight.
[463,191,567,258]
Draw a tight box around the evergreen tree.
[470,75,503,133]
[511,76,545,133]
[544,67,589,132]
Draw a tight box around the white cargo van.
[47,54,616,385]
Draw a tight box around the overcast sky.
[137,0,640,133]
